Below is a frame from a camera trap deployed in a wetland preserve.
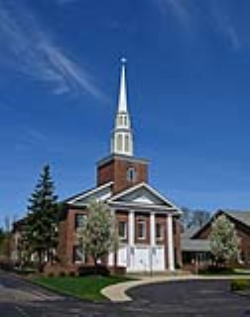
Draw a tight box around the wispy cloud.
[154,0,191,27]
[0,1,104,99]
[152,0,244,52]
[209,2,242,51]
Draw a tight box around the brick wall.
[97,155,148,193]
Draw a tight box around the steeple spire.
[111,58,134,156]
[118,58,128,113]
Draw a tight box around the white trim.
[108,182,182,214]
[137,218,147,240]
[150,212,156,246]
[109,201,180,213]
[128,211,135,246]
[167,214,175,271]
[155,222,164,241]
[118,221,127,240]
[67,181,113,204]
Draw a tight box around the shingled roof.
[221,210,250,227]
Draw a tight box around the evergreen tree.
[24,165,58,271]
[209,214,240,265]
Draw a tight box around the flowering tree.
[209,215,240,265]
[77,201,116,272]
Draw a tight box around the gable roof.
[108,182,182,214]
[65,182,113,206]
[192,209,250,239]
[222,210,250,227]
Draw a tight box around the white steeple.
[111,58,134,156]
[118,57,128,113]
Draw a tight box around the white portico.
[107,183,181,272]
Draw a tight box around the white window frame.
[137,218,147,240]
[155,222,164,241]
[118,221,127,240]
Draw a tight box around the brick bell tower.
[97,58,149,194]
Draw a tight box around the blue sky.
[1,0,250,224]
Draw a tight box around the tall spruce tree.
[25,165,58,270]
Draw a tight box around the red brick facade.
[192,211,250,265]
[97,154,148,194]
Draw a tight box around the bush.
[78,265,110,277]
[198,265,234,275]
[231,279,250,292]
[58,271,66,277]
[47,272,55,277]
[69,271,76,277]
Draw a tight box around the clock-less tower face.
[97,154,148,194]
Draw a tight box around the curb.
[101,275,250,302]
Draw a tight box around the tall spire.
[118,57,128,113]
[111,58,134,156]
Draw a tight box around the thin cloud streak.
[153,0,243,52]
[0,1,104,100]
[209,2,242,51]
[155,0,191,26]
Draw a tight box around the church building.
[58,59,182,272]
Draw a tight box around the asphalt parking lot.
[1,270,250,316]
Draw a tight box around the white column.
[109,207,116,266]
[128,210,135,270]
[167,214,175,271]
[150,212,156,246]
[128,210,135,246]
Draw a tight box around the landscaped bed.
[33,275,131,301]
[231,279,250,295]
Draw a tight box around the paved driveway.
[127,279,250,316]
[1,270,250,316]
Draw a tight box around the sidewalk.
[101,274,250,302]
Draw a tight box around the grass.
[33,275,131,301]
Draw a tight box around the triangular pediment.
[108,183,180,212]
[65,182,113,206]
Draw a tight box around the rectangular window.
[72,245,84,263]
[156,222,164,241]
[118,221,127,240]
[137,219,147,240]
[75,214,87,229]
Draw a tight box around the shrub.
[78,265,110,277]
[58,271,66,277]
[47,272,55,277]
[231,279,250,292]
[69,271,76,277]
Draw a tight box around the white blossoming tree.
[209,214,240,265]
[77,200,117,273]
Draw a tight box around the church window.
[127,167,137,182]
[137,219,147,240]
[125,135,130,153]
[117,134,123,152]
[75,214,87,229]
[124,116,128,126]
[72,245,84,263]
[156,223,164,241]
[118,221,127,240]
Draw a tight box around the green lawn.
[33,275,131,301]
